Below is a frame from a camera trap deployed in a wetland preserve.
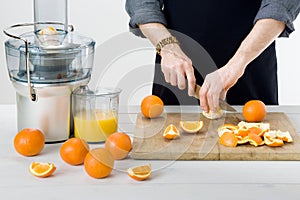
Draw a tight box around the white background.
[0,0,299,105]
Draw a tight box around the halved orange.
[127,163,151,181]
[29,162,56,178]
[163,124,180,139]
[247,133,264,147]
[179,120,204,133]
[219,132,238,148]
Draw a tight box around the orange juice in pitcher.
[72,86,121,143]
[74,110,118,143]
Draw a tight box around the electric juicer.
[4,0,95,143]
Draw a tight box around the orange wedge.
[219,132,238,148]
[179,120,204,133]
[163,124,180,139]
[29,162,56,178]
[247,133,264,147]
[127,163,151,181]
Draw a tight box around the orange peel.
[274,130,293,143]
[219,132,238,148]
[247,133,264,147]
[237,121,270,136]
[235,128,250,138]
[236,136,249,144]
[217,123,238,137]
[263,130,292,147]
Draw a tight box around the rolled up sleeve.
[254,0,300,37]
[125,0,167,36]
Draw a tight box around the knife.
[192,84,237,112]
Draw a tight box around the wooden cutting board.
[130,112,300,160]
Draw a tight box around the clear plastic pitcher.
[72,86,121,143]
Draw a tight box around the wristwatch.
[156,36,179,55]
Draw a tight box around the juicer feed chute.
[3,0,95,143]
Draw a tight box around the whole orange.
[105,132,132,160]
[242,100,266,122]
[60,138,90,165]
[84,148,114,179]
[14,128,45,156]
[141,95,164,118]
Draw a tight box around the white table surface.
[1,104,300,200]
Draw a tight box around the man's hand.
[200,18,285,112]
[139,23,196,96]
[160,43,196,96]
[199,60,246,112]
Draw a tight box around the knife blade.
[192,84,237,112]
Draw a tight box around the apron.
[152,0,278,105]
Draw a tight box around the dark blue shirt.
[125,0,300,37]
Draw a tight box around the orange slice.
[247,133,264,147]
[219,132,238,148]
[127,163,151,181]
[179,120,204,133]
[163,124,180,139]
[29,162,56,178]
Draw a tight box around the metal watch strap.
[156,36,179,55]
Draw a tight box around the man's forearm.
[230,18,286,68]
[220,18,286,89]
[139,23,172,46]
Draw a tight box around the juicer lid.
[4,25,95,86]
[5,30,95,55]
